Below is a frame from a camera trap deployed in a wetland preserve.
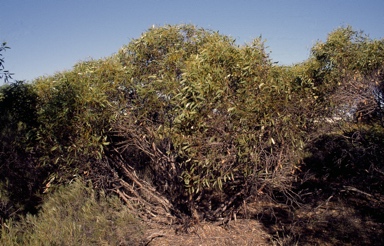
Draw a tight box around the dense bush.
[307,26,384,123]
[1,25,383,230]
[0,81,41,220]
[109,25,326,220]
[33,58,125,181]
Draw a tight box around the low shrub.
[0,179,144,245]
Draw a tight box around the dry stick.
[119,128,175,181]
[118,180,164,219]
[117,159,172,210]
[120,179,153,207]
[114,189,135,210]
[114,128,179,198]
[121,192,158,219]
[145,232,166,246]
[257,148,284,194]
[111,150,175,222]
[213,189,244,219]
[342,186,373,198]
[373,167,384,176]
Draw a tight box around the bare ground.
[143,190,383,246]
[145,219,270,246]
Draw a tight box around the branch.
[342,185,373,198]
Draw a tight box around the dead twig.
[145,232,166,246]
[342,185,373,198]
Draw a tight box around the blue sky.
[1,0,384,83]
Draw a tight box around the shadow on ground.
[249,128,384,245]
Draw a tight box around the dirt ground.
[143,187,383,246]
[145,219,270,246]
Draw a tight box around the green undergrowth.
[0,179,145,245]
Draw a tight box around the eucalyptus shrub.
[0,81,40,219]
[113,25,316,218]
[308,26,384,123]
[0,57,127,221]
[33,57,125,186]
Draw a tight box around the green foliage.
[308,26,384,122]
[116,24,214,126]
[1,24,383,223]
[0,58,126,221]
[0,81,41,220]
[0,179,144,245]
[311,26,384,73]
[0,81,38,145]
[113,25,317,216]
[33,57,125,184]
[172,37,299,192]
[0,42,13,83]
